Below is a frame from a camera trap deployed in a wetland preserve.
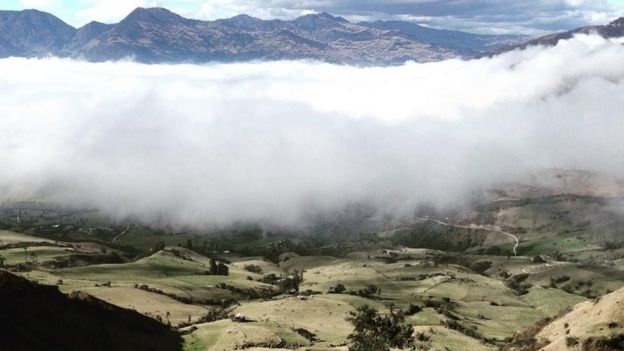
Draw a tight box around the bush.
[262,273,279,285]
[405,304,422,316]
[329,283,346,294]
[347,305,414,351]
[566,336,579,347]
[355,284,380,299]
[216,263,229,276]
[243,264,263,274]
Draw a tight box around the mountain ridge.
[0,7,525,65]
[504,16,624,52]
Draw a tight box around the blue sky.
[4,0,624,35]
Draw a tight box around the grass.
[50,249,276,302]
[535,287,624,350]
[0,246,74,265]
[0,230,54,245]
[183,319,310,351]
[82,286,210,326]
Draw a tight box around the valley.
[1,170,623,350]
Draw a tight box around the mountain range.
[0,7,526,65]
[507,17,624,51]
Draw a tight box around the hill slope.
[505,287,624,351]
[0,270,183,351]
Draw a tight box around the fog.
[1,34,624,228]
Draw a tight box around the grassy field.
[0,230,55,244]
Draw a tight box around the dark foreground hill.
[0,270,183,351]
[0,7,524,65]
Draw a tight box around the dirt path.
[415,218,519,256]
[112,225,131,243]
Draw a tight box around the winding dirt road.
[415,218,519,256]
[112,225,131,243]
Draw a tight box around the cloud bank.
[1,34,624,228]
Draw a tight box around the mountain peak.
[294,12,349,30]
[79,20,108,29]
[298,12,347,22]
[123,7,184,24]
[222,14,264,27]
[609,17,624,26]
[0,8,75,54]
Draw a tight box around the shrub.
[566,336,579,347]
[405,304,422,316]
[216,263,229,276]
[262,273,279,285]
[243,264,263,274]
[356,284,380,299]
[329,283,346,294]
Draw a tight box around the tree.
[330,283,346,294]
[405,303,422,316]
[280,270,304,293]
[153,241,166,252]
[209,258,218,275]
[0,255,5,268]
[357,284,380,299]
[243,264,263,274]
[262,273,279,285]
[347,305,414,351]
[217,263,229,276]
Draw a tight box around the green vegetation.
[347,305,414,351]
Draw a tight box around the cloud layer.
[1,34,624,228]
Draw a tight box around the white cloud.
[1,34,624,228]
[20,0,59,8]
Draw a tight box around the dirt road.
[415,218,519,256]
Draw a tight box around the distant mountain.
[363,20,521,57]
[0,7,527,65]
[505,17,624,52]
[0,9,75,56]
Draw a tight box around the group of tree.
[209,258,229,276]
[279,269,304,293]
